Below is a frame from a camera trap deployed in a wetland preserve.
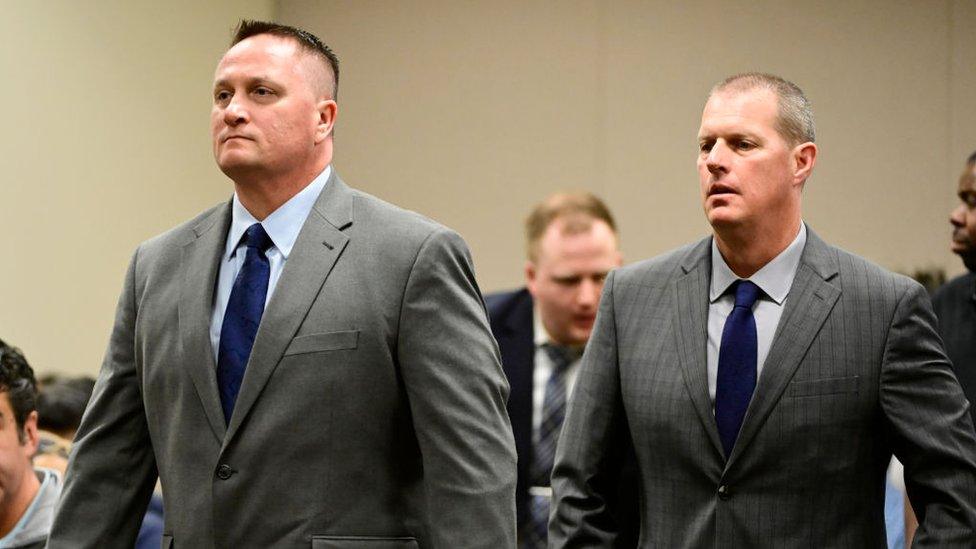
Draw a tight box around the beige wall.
[3,1,974,376]
[0,1,273,375]
[279,0,976,290]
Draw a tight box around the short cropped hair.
[967,150,976,166]
[712,72,815,146]
[525,191,617,261]
[232,19,340,99]
[0,339,38,443]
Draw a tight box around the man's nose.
[223,98,249,126]
[706,142,729,174]
[950,204,967,228]
[577,278,601,308]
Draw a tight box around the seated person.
[0,338,61,549]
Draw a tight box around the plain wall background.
[0,1,273,375]
[3,1,974,376]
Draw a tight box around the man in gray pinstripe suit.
[550,73,976,547]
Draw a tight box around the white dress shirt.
[706,223,806,405]
[209,165,332,361]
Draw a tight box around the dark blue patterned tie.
[217,223,273,424]
[524,344,577,549]
[715,280,761,458]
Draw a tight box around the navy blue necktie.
[715,280,761,458]
[217,223,273,423]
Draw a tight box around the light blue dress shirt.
[706,223,807,404]
[209,165,332,361]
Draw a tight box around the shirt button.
[717,484,731,500]
[216,464,234,480]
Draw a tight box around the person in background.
[485,191,636,547]
[0,339,60,549]
[933,151,976,424]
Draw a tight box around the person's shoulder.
[933,271,974,306]
[345,186,451,243]
[137,201,227,257]
[484,288,531,318]
[613,237,711,289]
[808,236,921,301]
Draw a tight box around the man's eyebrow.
[213,76,276,89]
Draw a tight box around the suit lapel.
[671,238,724,457]
[179,203,232,443]
[726,229,841,466]
[223,172,353,444]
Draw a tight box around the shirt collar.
[224,165,332,262]
[709,222,807,305]
[533,305,549,347]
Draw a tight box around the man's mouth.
[708,184,737,197]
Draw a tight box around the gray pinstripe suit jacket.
[550,228,976,547]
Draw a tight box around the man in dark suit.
[551,73,976,546]
[47,20,516,548]
[933,151,976,425]
[485,192,623,548]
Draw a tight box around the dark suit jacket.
[551,228,976,547]
[486,288,638,547]
[48,172,518,549]
[933,271,976,426]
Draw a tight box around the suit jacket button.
[717,485,731,500]
[216,464,233,480]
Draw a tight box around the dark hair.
[232,19,340,99]
[37,375,95,437]
[0,339,38,443]
[525,191,618,261]
[967,150,976,166]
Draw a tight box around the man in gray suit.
[47,20,516,548]
[550,73,976,547]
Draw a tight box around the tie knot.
[543,343,582,371]
[732,280,761,309]
[242,223,273,253]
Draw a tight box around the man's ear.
[315,99,338,143]
[21,410,39,456]
[525,261,538,296]
[792,142,818,187]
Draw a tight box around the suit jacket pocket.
[311,536,418,549]
[786,375,859,398]
[284,330,360,356]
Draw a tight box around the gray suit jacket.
[47,173,517,549]
[550,228,976,547]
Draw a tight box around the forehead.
[214,34,304,82]
[698,88,780,138]
[537,218,617,259]
[959,165,976,192]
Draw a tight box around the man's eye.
[699,142,713,153]
[215,90,232,103]
[253,87,275,97]
[735,141,755,150]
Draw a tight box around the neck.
[232,154,330,221]
[0,467,40,537]
[714,218,801,278]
